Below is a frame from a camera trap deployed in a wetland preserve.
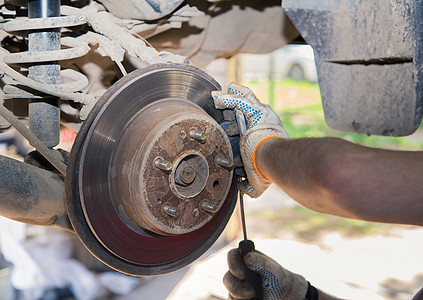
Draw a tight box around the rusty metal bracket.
[0,154,71,231]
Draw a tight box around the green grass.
[245,79,423,150]
[276,78,321,90]
[279,103,423,150]
[247,78,320,90]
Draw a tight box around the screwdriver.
[234,108,263,299]
[238,184,263,300]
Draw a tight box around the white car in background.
[241,45,318,83]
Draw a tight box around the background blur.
[0,45,422,300]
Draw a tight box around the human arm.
[256,137,423,226]
[212,82,423,226]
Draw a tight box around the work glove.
[224,249,308,300]
[212,83,289,197]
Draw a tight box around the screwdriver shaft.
[239,189,248,241]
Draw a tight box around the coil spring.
[1,7,90,99]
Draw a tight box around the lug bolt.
[200,201,218,214]
[189,129,207,142]
[154,158,172,171]
[163,204,179,217]
[216,156,233,168]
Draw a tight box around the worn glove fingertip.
[212,92,244,110]
[211,90,224,97]
[212,95,231,110]
[238,181,256,197]
[228,82,255,98]
[243,251,272,274]
[243,251,257,269]
[223,271,256,299]
[227,249,249,280]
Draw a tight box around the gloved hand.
[212,83,289,197]
[223,249,308,300]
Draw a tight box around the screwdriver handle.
[238,240,263,300]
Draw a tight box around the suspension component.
[1,2,90,118]
[27,0,61,147]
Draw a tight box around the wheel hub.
[112,99,233,235]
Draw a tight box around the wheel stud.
[200,201,218,213]
[163,204,179,217]
[216,156,233,168]
[189,129,207,142]
[154,158,172,171]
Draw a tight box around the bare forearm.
[256,137,423,225]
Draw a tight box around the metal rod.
[0,102,67,175]
[239,188,248,241]
[28,0,61,148]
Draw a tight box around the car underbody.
[0,0,421,276]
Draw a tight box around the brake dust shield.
[65,64,238,276]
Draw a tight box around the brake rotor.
[65,63,238,275]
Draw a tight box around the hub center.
[171,151,209,198]
[179,166,195,184]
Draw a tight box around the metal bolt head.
[180,166,196,184]
[189,129,207,142]
[163,204,179,217]
[216,156,233,168]
[200,201,218,214]
[154,158,172,171]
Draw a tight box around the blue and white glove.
[224,249,308,300]
[212,83,289,198]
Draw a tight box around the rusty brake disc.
[65,63,238,275]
